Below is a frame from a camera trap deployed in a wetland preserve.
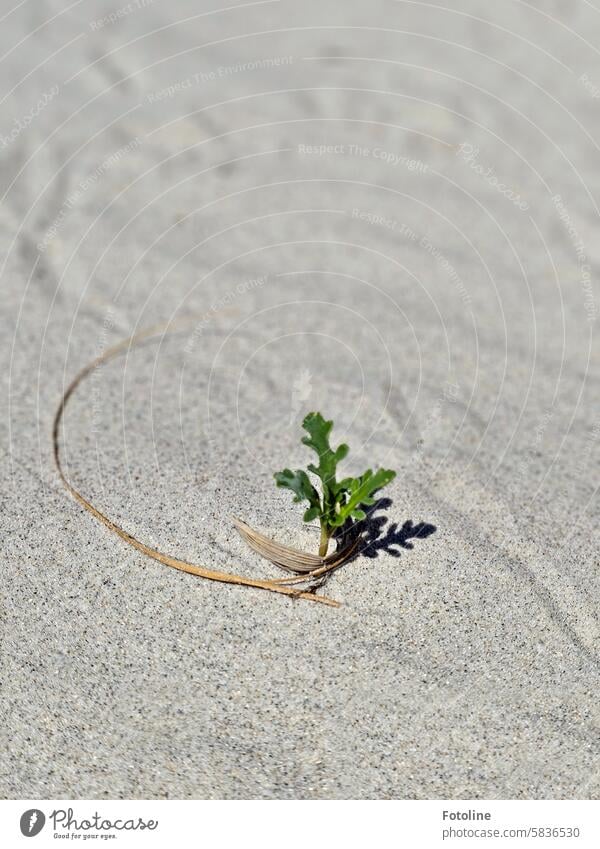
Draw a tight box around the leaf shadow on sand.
[341,498,437,562]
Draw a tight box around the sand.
[1,0,599,798]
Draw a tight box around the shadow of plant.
[341,498,437,561]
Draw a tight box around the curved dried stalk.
[232,518,360,586]
[52,323,339,607]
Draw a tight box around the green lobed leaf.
[330,468,397,527]
[274,412,396,538]
[303,505,321,522]
[274,468,322,521]
[301,413,348,486]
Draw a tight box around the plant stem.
[319,525,330,558]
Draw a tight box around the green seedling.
[274,412,396,557]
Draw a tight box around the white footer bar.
[0,800,598,848]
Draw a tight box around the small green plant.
[274,412,396,557]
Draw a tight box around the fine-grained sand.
[1,0,599,799]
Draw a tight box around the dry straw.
[52,323,358,607]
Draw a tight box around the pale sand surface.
[1,1,599,798]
